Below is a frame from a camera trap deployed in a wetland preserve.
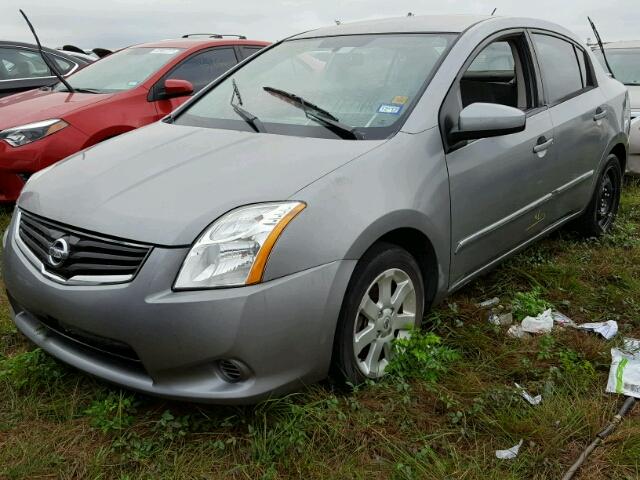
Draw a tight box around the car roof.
[0,40,90,64]
[603,40,640,50]
[1,40,68,54]
[291,14,494,39]
[130,38,270,51]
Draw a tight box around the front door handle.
[533,137,554,153]
[593,107,607,121]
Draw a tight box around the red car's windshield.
[55,47,183,93]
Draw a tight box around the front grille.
[17,210,151,284]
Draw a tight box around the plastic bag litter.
[521,309,554,333]
[578,320,618,340]
[495,439,523,459]
[515,383,542,405]
[607,338,640,398]
[551,310,576,327]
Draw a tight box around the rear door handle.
[533,137,554,153]
[593,107,607,121]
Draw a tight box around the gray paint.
[457,102,526,134]
[4,15,630,402]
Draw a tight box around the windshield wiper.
[230,79,265,133]
[263,86,362,140]
[56,86,103,94]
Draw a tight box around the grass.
[1,179,639,479]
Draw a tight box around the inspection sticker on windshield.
[378,104,403,115]
[392,96,409,105]
[149,48,180,55]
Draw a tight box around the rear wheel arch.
[610,142,627,174]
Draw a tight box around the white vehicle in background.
[595,41,640,174]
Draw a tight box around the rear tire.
[332,242,424,385]
[573,154,622,237]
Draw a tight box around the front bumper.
[0,125,88,202]
[3,215,355,403]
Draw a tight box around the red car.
[0,35,269,202]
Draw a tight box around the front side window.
[174,34,457,140]
[460,39,530,110]
[168,48,238,92]
[55,47,183,93]
[532,34,584,104]
[0,48,74,80]
[594,48,640,86]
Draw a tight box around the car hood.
[628,85,640,110]
[0,89,113,131]
[19,122,385,246]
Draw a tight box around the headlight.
[174,201,306,289]
[0,119,68,147]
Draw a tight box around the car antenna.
[588,16,615,79]
[491,8,497,15]
[19,9,75,93]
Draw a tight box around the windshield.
[595,48,640,86]
[174,34,456,140]
[55,47,183,93]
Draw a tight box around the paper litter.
[495,439,523,459]
[515,383,542,405]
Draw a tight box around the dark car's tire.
[332,242,424,385]
[573,154,622,237]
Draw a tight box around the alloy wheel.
[352,268,417,378]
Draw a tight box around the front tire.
[332,243,425,385]
[573,154,622,237]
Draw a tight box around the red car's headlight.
[0,119,68,147]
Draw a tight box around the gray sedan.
[3,15,630,403]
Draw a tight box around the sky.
[2,0,638,49]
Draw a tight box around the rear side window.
[532,34,584,104]
[169,48,239,92]
[240,46,264,60]
[0,48,74,80]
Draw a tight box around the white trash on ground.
[495,439,523,459]
[551,310,576,327]
[607,338,640,398]
[507,325,527,338]
[489,312,513,326]
[506,309,618,340]
[477,297,500,309]
[578,320,618,340]
[515,383,542,405]
[521,309,554,333]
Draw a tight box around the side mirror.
[449,102,526,143]
[163,79,194,99]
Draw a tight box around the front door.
[442,33,558,288]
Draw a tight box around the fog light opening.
[218,359,248,383]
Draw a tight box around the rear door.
[530,32,607,216]
[443,31,557,288]
[151,47,240,116]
